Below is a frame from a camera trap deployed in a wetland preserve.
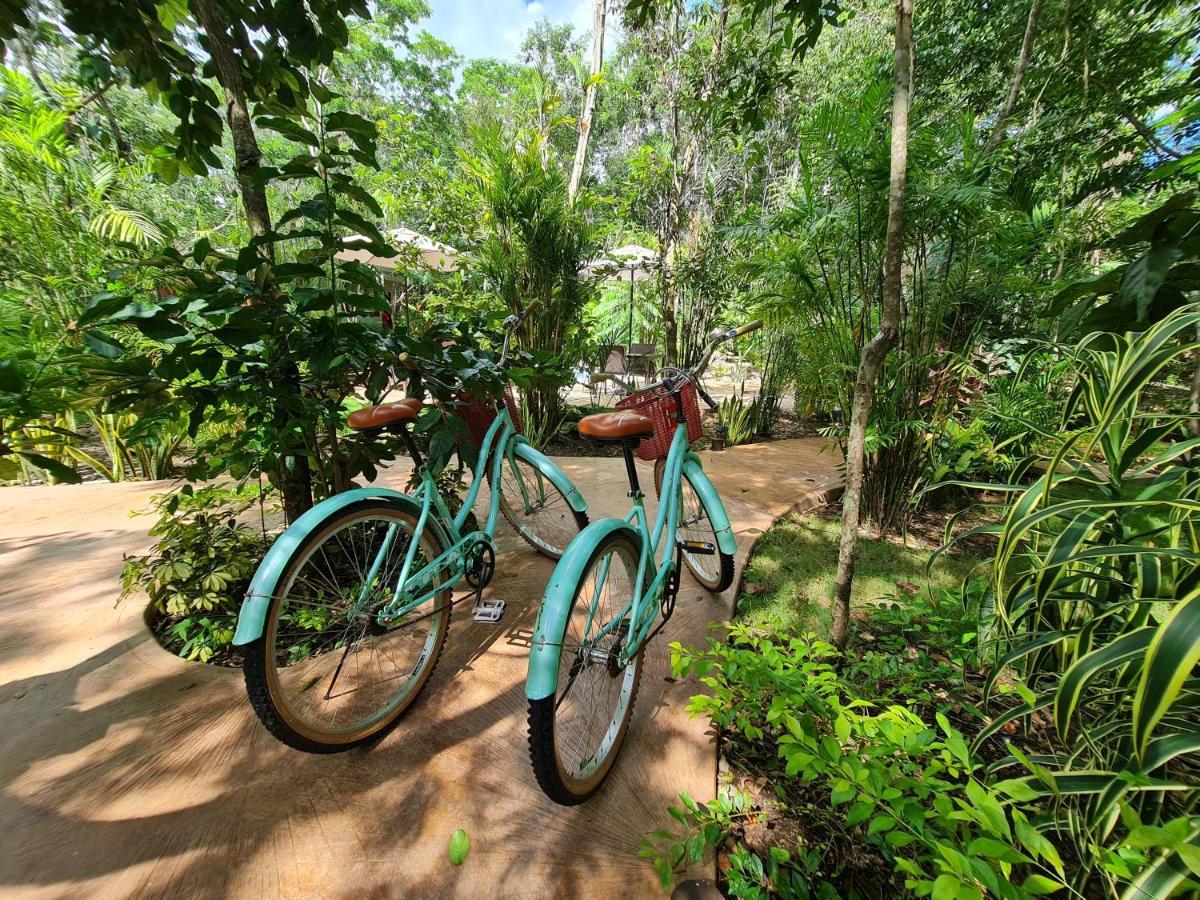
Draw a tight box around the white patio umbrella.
[336,226,461,273]
[581,244,658,345]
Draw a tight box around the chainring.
[464,539,496,590]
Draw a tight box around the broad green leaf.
[20,452,82,483]
[1133,586,1200,760]
[448,828,469,865]
[1020,874,1065,895]
[966,837,1028,864]
[1055,627,1155,740]
[846,800,873,826]
[85,329,125,358]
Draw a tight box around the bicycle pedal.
[472,597,506,623]
[677,540,716,556]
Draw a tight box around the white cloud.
[421,0,596,61]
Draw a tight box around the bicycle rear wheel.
[654,459,735,592]
[243,500,451,753]
[528,530,645,804]
[496,453,588,559]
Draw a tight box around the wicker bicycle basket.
[614,380,702,461]
[450,387,523,448]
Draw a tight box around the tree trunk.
[985,0,1044,152]
[830,0,914,650]
[191,0,274,252]
[569,0,606,203]
[191,0,313,523]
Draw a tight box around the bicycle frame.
[233,403,586,645]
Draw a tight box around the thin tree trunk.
[97,94,132,159]
[830,0,914,650]
[985,0,1044,152]
[569,0,606,203]
[191,0,314,522]
[191,0,273,252]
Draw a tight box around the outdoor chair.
[627,342,657,384]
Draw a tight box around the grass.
[735,507,983,636]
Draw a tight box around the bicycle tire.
[528,529,646,803]
[653,458,735,593]
[243,499,452,753]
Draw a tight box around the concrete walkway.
[0,439,839,898]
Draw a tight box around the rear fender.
[511,439,588,513]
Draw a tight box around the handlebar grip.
[732,320,763,338]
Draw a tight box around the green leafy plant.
[462,123,598,446]
[121,485,267,662]
[717,395,755,447]
[640,790,758,892]
[942,304,1200,896]
[64,410,185,482]
[664,625,1072,898]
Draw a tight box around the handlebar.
[614,320,762,410]
[732,319,763,338]
[684,319,763,389]
[396,300,540,395]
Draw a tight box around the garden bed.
[643,501,1075,896]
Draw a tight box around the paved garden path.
[0,439,839,899]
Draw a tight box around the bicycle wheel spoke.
[553,541,639,782]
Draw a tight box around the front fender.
[683,453,737,556]
[233,487,428,646]
[512,439,588,513]
[526,518,645,701]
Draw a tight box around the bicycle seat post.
[621,441,642,499]
[395,424,424,469]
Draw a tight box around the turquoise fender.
[511,439,588,513]
[526,518,645,701]
[682,452,737,556]
[232,487,434,646]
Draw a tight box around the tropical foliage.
[939,304,1200,896]
[1,0,1198,893]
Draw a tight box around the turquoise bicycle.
[234,308,589,753]
[526,320,761,802]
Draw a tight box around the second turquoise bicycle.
[527,320,761,803]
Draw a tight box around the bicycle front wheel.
[496,453,588,559]
[528,529,646,804]
[654,459,735,592]
[243,499,451,753]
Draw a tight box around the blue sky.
[421,0,596,60]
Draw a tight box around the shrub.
[649,625,1071,898]
[941,304,1200,896]
[718,395,755,447]
[121,484,267,662]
